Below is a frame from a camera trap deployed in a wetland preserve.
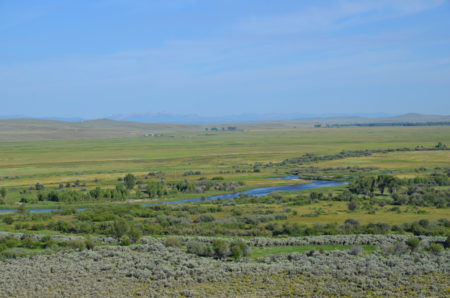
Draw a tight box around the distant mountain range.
[107,112,396,124]
[0,112,396,124]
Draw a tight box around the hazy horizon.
[1,0,450,118]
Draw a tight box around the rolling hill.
[0,118,198,142]
[0,113,448,142]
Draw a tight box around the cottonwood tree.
[0,188,6,199]
[124,174,136,190]
[111,219,129,240]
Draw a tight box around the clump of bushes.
[405,237,420,252]
[0,235,96,260]
[164,236,183,248]
[186,239,250,260]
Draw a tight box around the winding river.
[0,176,348,213]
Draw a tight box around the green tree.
[230,240,250,260]
[128,226,143,243]
[387,177,400,194]
[123,174,136,189]
[146,181,167,198]
[376,175,388,194]
[212,240,230,259]
[435,142,447,149]
[123,174,136,190]
[111,218,129,240]
[0,188,6,199]
[187,241,213,257]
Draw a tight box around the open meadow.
[1,126,448,185]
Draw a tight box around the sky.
[1,0,450,119]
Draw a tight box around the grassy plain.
[1,126,449,186]
[314,150,450,171]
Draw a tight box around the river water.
[0,176,348,213]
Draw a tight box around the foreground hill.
[0,235,448,297]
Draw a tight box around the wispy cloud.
[235,0,445,36]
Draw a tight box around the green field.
[1,126,449,186]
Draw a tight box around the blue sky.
[1,0,449,118]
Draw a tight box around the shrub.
[383,241,408,255]
[348,246,363,256]
[21,237,40,249]
[444,236,450,249]
[42,238,57,249]
[66,240,87,251]
[110,219,129,240]
[31,223,46,231]
[0,248,29,259]
[2,216,14,225]
[164,237,183,248]
[230,240,250,260]
[427,243,444,255]
[84,239,96,250]
[406,237,420,251]
[348,200,359,211]
[212,240,230,259]
[127,226,143,243]
[0,236,20,248]
[418,219,430,227]
[120,235,131,246]
[187,241,213,257]
[196,214,215,223]
[14,223,29,230]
